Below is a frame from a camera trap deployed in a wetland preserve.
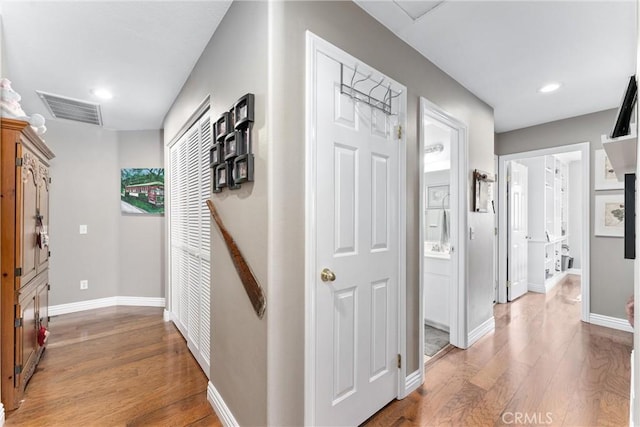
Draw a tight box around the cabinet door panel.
[17,283,37,390]
[37,165,50,271]
[20,150,39,286]
[37,281,48,331]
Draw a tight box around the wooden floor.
[4,306,221,427]
[365,275,633,426]
[5,275,632,426]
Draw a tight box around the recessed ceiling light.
[538,82,561,93]
[91,88,113,100]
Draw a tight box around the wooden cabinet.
[521,155,568,293]
[0,118,54,409]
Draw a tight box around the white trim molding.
[207,381,239,427]
[567,268,582,276]
[49,296,166,317]
[163,309,173,322]
[497,142,590,324]
[528,272,567,294]
[404,369,422,396]
[0,402,5,426]
[467,316,495,347]
[589,313,634,333]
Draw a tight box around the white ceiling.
[1,1,231,130]
[355,0,637,133]
[2,1,636,133]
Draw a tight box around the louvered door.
[168,113,212,376]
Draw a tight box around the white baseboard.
[49,296,166,317]
[207,381,239,427]
[424,319,450,333]
[163,309,173,322]
[403,369,422,397]
[589,313,633,333]
[529,272,568,294]
[0,402,5,426]
[467,316,495,347]
[567,268,582,275]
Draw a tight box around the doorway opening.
[419,98,467,368]
[497,143,589,321]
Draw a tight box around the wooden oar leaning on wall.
[206,199,266,318]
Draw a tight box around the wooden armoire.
[0,118,54,409]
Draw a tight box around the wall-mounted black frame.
[215,112,233,142]
[473,169,495,213]
[210,93,256,192]
[625,173,636,259]
[234,154,254,183]
[234,93,255,129]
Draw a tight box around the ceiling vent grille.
[36,91,103,126]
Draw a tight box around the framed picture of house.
[595,149,623,190]
[595,194,624,237]
[120,168,165,215]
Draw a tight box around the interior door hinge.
[14,365,22,375]
[506,174,510,183]
[495,227,498,236]
[14,317,22,328]
[15,267,22,277]
[397,354,401,369]
[48,284,51,291]
[15,157,23,167]
[506,280,511,288]
[397,125,403,140]
[49,177,52,184]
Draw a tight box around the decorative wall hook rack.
[340,63,401,116]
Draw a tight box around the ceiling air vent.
[36,91,103,126]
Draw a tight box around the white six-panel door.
[508,161,529,301]
[312,49,403,426]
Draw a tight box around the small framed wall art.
[594,194,624,237]
[473,169,495,213]
[594,149,623,190]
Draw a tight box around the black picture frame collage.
[210,93,255,192]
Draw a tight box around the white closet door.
[168,112,212,377]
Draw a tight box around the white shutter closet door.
[168,112,212,377]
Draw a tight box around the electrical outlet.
[80,280,88,290]
[79,225,88,234]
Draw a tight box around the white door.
[508,161,529,301]
[313,52,402,426]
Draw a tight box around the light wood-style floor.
[6,275,632,426]
[365,275,633,426]
[5,306,221,426]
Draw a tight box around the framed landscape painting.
[121,168,165,215]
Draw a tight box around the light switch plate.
[79,225,88,234]
[80,280,88,290]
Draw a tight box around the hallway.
[365,275,632,426]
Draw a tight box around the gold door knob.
[320,268,336,282]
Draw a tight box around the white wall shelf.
[601,131,637,181]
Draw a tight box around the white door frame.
[497,142,590,322]
[304,32,408,425]
[418,98,469,384]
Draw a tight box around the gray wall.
[496,109,633,318]
[45,121,164,306]
[268,2,495,424]
[117,130,165,297]
[568,160,583,269]
[162,2,268,426]
[46,120,120,305]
